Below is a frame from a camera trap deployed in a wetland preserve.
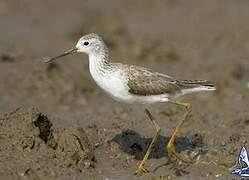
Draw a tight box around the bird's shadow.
[111,129,204,160]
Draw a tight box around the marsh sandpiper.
[44,33,216,174]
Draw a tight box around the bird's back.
[121,63,216,98]
[90,62,215,103]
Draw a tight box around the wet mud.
[0,0,249,179]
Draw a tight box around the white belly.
[89,58,169,104]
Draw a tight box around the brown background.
[0,0,249,179]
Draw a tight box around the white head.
[44,33,109,63]
[75,33,108,55]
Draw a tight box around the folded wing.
[127,65,215,96]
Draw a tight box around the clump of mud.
[0,107,95,180]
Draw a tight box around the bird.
[44,33,216,174]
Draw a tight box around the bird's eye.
[84,41,89,46]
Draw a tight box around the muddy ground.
[0,0,249,179]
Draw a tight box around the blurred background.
[0,0,249,179]
[0,0,248,113]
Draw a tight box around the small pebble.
[221,141,226,146]
[0,53,15,62]
[215,174,222,177]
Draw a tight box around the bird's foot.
[135,164,149,175]
[167,143,194,165]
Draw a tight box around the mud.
[0,107,95,180]
[0,0,249,179]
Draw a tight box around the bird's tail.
[177,79,216,94]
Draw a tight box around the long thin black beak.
[43,47,78,63]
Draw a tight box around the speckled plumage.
[45,33,216,173]
[127,65,215,96]
[45,33,216,104]
[127,66,181,96]
[74,33,216,104]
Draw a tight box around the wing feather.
[127,66,181,96]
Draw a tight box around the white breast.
[88,55,169,104]
[89,59,130,102]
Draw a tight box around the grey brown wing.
[176,79,215,88]
[127,66,181,96]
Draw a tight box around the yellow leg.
[166,101,192,157]
[136,109,161,174]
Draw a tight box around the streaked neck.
[88,50,111,79]
[89,51,110,67]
